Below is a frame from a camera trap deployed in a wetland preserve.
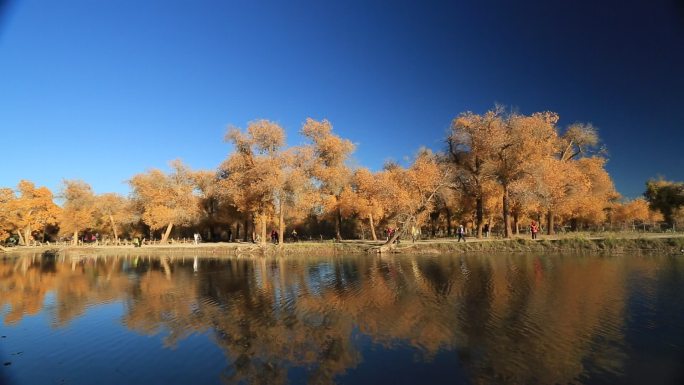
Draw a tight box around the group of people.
[455,222,541,241]
[268,229,299,244]
[81,233,99,243]
[385,227,400,243]
[186,222,542,245]
[456,224,491,242]
[194,222,543,245]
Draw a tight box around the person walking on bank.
[411,225,420,243]
[530,221,539,240]
[457,225,466,242]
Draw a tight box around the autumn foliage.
[0,108,674,245]
[0,181,60,245]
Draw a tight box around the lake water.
[1,252,683,385]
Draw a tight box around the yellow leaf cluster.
[129,161,201,231]
[0,180,60,243]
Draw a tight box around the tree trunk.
[335,207,343,241]
[371,185,444,253]
[513,213,520,235]
[109,214,119,242]
[243,218,249,242]
[73,230,78,246]
[161,222,174,243]
[502,186,512,238]
[476,196,484,238]
[547,210,555,235]
[369,214,377,241]
[430,215,436,237]
[17,230,25,246]
[373,223,405,253]
[278,200,285,245]
[260,213,267,244]
[445,208,453,236]
[385,226,402,245]
[24,225,31,246]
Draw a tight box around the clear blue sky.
[1,0,683,198]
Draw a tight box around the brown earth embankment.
[2,235,684,257]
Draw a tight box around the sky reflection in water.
[1,252,683,385]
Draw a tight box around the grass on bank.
[2,232,684,255]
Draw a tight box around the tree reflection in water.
[1,252,682,384]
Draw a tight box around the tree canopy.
[0,108,672,244]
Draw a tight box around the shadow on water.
[0,252,683,384]
[39,250,58,274]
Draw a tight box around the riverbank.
[2,234,684,257]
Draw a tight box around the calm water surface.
[1,252,683,385]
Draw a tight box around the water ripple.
[1,253,683,385]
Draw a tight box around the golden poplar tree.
[129,160,201,243]
[569,157,619,227]
[275,146,317,244]
[301,118,355,241]
[59,180,97,245]
[541,123,600,234]
[612,198,662,230]
[0,188,15,241]
[94,193,132,242]
[492,111,558,238]
[448,109,501,237]
[1,181,60,245]
[219,120,286,244]
[348,168,385,240]
[194,169,240,241]
[375,149,454,249]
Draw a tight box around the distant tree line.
[0,107,677,246]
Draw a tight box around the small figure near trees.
[386,227,400,244]
[291,229,298,242]
[531,221,539,240]
[457,225,466,242]
[483,223,490,238]
[411,225,419,243]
